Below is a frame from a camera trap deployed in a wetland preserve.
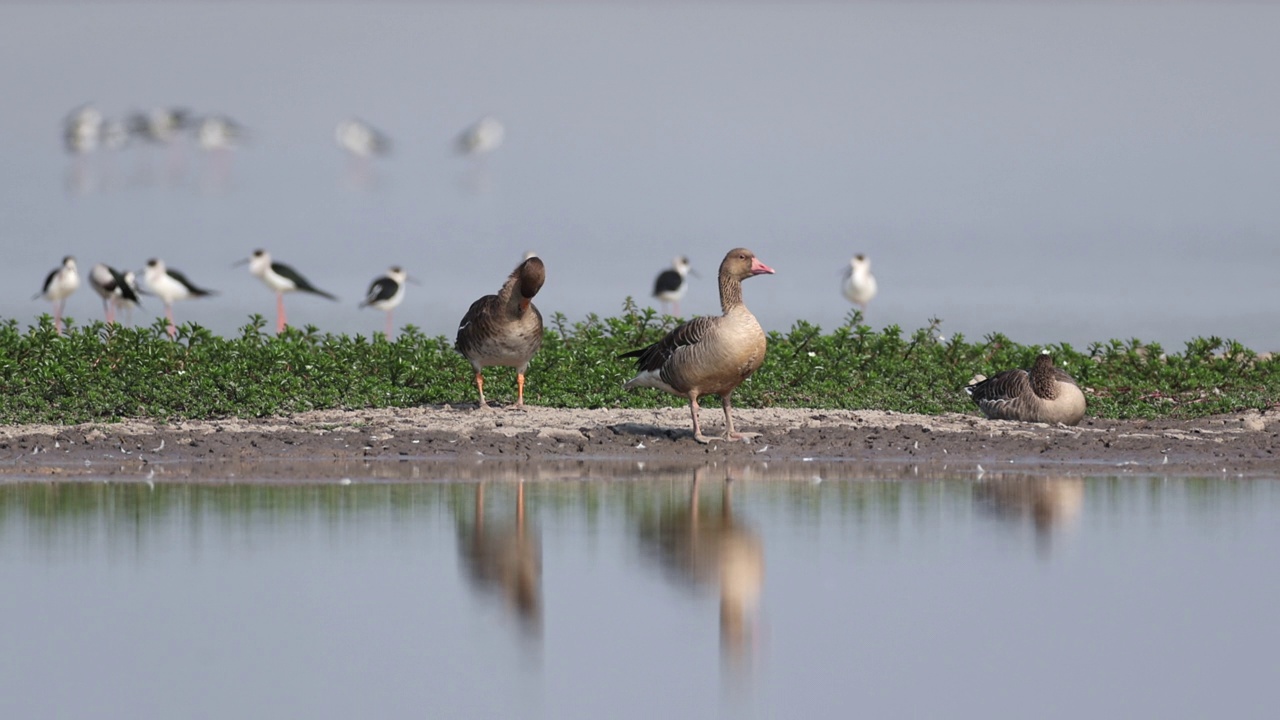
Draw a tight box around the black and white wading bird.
[34,256,81,335]
[455,256,546,410]
[89,263,142,325]
[965,350,1086,426]
[622,248,774,443]
[456,116,504,156]
[143,258,216,338]
[360,266,411,338]
[238,249,337,334]
[652,255,697,317]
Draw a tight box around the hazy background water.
[1,3,1277,349]
[2,468,1278,719]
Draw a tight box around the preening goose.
[455,256,546,409]
[841,253,877,311]
[622,248,775,443]
[965,350,1086,426]
[239,249,337,334]
[34,256,80,335]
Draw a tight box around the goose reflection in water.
[974,476,1084,557]
[457,480,541,637]
[637,467,764,668]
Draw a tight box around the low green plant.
[0,304,1276,424]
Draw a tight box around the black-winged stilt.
[360,266,410,338]
[842,254,877,312]
[89,263,142,325]
[34,256,80,335]
[336,118,391,158]
[455,256,545,409]
[239,249,337,334]
[143,258,216,338]
[63,104,103,155]
[652,255,697,317]
[456,116,504,156]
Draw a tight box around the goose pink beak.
[750,258,775,275]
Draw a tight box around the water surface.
[2,464,1277,719]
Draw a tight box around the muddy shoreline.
[0,405,1276,481]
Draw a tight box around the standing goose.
[455,256,546,409]
[34,256,81,335]
[652,255,697,317]
[239,249,338,334]
[842,253,877,311]
[143,258,216,338]
[622,248,775,444]
[965,350,1086,426]
[360,266,409,338]
[89,263,142,325]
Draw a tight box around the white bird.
[239,249,337,334]
[842,253,877,312]
[336,118,392,158]
[63,105,103,155]
[143,258,216,338]
[196,116,244,151]
[360,266,409,338]
[34,256,80,335]
[457,116,504,155]
[652,255,697,317]
[89,263,142,325]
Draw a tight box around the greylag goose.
[89,263,142,325]
[965,350,1086,425]
[238,249,337,334]
[455,256,546,409]
[622,248,775,443]
[841,253,877,311]
[652,255,697,317]
[360,266,409,338]
[637,469,763,664]
[34,256,80,335]
[143,258,216,338]
[458,480,541,635]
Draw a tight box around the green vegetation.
[1,302,1276,425]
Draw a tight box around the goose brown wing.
[1051,367,1079,387]
[621,316,718,373]
[965,367,1031,413]
[455,294,498,355]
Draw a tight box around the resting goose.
[841,253,877,311]
[455,256,546,409]
[965,350,1086,426]
[622,248,775,443]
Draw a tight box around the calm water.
[2,463,1277,719]
[2,4,1279,349]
